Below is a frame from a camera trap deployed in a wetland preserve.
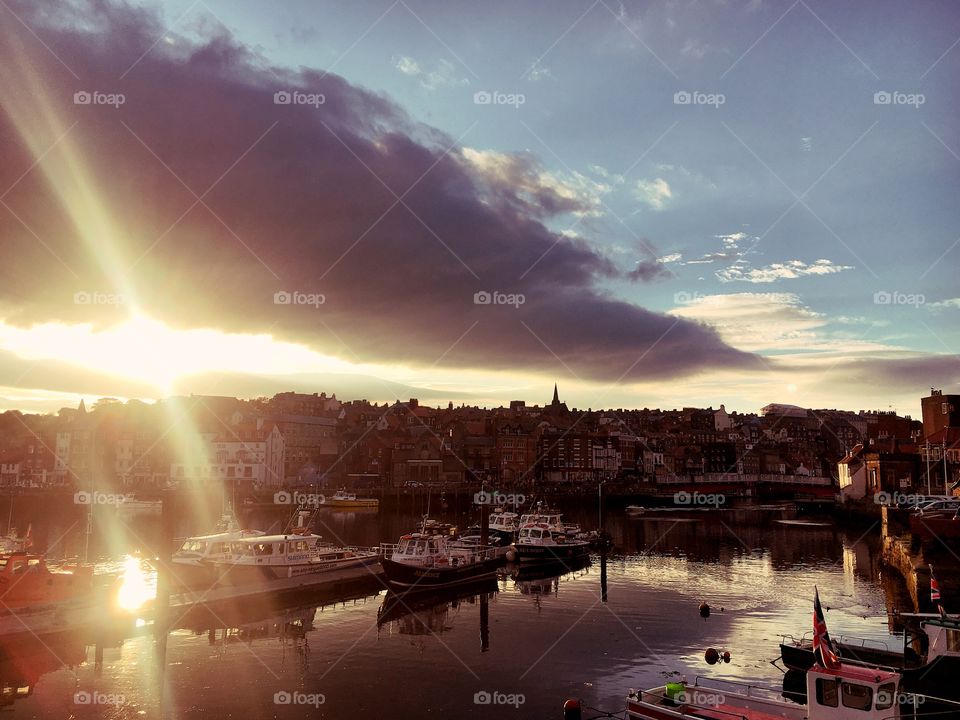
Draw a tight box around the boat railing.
[634,687,762,720]
[380,543,399,559]
[692,675,783,702]
[782,631,896,652]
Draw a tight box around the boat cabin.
[805,664,903,719]
[921,616,960,661]
[517,524,563,545]
[227,534,323,565]
[627,663,906,720]
[488,512,519,530]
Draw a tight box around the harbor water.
[1,498,910,719]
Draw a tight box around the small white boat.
[324,490,379,509]
[625,505,645,516]
[117,496,163,516]
[514,522,590,562]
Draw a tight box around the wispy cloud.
[717,259,854,283]
[634,177,672,210]
[393,55,467,90]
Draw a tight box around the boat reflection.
[0,632,87,708]
[377,579,498,637]
[510,556,592,596]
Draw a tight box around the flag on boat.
[930,566,941,601]
[813,587,841,669]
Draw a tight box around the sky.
[0,0,958,416]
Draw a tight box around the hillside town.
[1,386,957,504]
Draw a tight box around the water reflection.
[377,579,497,637]
[0,497,917,719]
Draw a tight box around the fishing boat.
[379,530,504,589]
[0,552,95,637]
[780,613,960,703]
[514,522,591,562]
[464,511,520,545]
[619,663,908,720]
[596,590,943,720]
[324,490,379,509]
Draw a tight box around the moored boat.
[514,522,590,562]
[586,589,950,720]
[379,531,504,589]
[0,552,95,637]
[170,513,265,588]
[324,490,379,509]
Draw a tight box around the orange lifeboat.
[0,553,94,610]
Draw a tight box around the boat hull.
[380,556,503,589]
[514,542,590,562]
[211,553,380,587]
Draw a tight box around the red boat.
[0,553,95,637]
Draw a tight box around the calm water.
[1,498,909,719]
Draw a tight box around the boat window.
[815,679,839,708]
[840,682,872,711]
[875,683,896,710]
[947,629,960,651]
[12,560,26,574]
[253,543,274,556]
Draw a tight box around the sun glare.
[116,555,155,612]
[0,314,353,393]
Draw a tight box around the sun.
[0,313,352,395]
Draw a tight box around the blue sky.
[0,0,957,414]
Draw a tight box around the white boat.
[171,513,265,588]
[624,663,908,720]
[117,495,163,516]
[514,522,590,562]
[380,531,504,589]
[211,533,379,586]
[625,505,645,516]
[208,509,378,588]
[324,490,379,509]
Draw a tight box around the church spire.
[552,383,559,405]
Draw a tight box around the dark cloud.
[0,0,755,383]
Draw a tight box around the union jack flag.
[813,587,840,669]
[931,566,941,602]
